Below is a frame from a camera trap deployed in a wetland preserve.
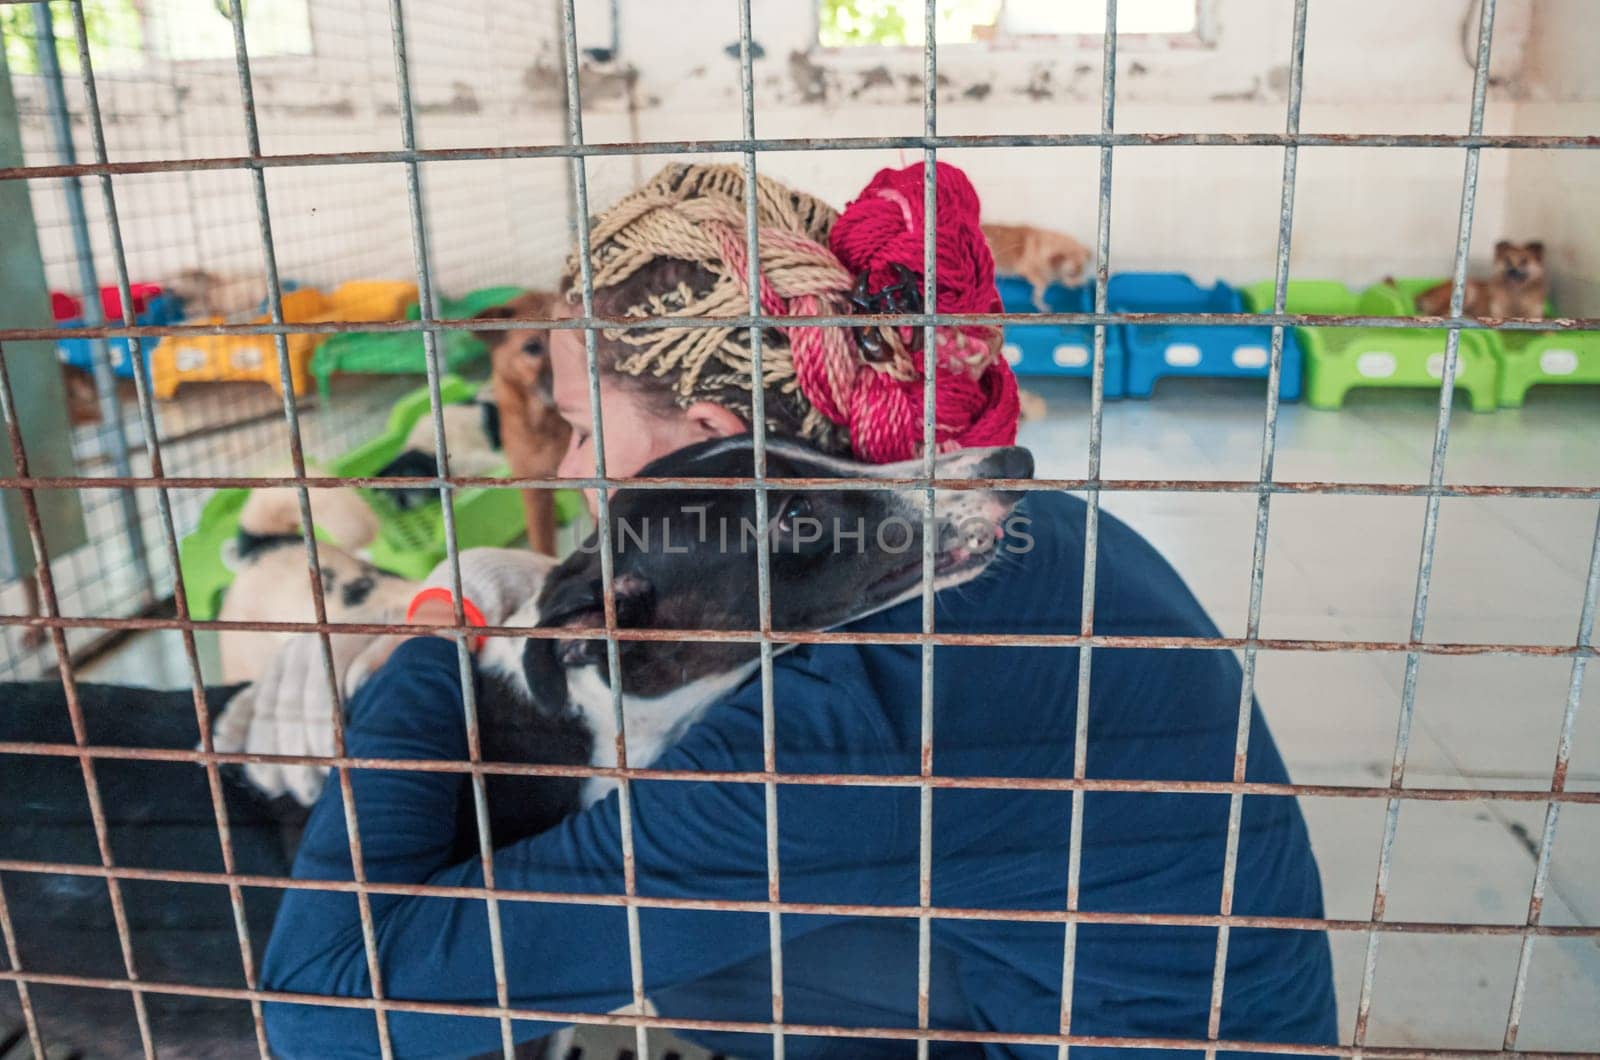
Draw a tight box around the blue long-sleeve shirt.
[261,490,1336,1058]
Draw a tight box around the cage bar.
[380,1,518,1055]
[3,742,1598,805]
[17,307,1600,356]
[62,0,274,1051]
[2,609,1596,661]
[0,341,155,1056]
[916,2,939,1057]
[218,0,397,1050]
[3,131,1598,188]
[731,0,788,1055]
[557,3,653,1055]
[1203,0,1311,1050]
[0,875,43,1057]
[1352,0,1500,1048]
[1058,3,1118,1054]
[2,851,1599,938]
[27,2,151,606]
[6,471,1600,502]
[21,301,1600,346]
[5,961,1600,1060]
[1500,504,1600,1049]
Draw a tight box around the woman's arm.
[261,636,905,1058]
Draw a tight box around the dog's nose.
[970,446,1033,483]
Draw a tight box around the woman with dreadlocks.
[261,163,1335,1058]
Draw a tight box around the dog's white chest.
[568,662,758,806]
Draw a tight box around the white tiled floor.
[1015,376,1600,1050]
[76,376,1600,1052]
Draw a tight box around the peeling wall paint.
[787,50,831,104]
[12,0,580,294]
[568,0,1556,285]
[600,0,1531,115]
[521,53,638,108]
[10,0,1586,297]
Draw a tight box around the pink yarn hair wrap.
[789,161,1020,465]
[563,161,1019,466]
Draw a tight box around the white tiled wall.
[10,0,1594,301]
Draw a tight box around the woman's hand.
[347,548,557,676]
[409,548,559,631]
[210,631,380,806]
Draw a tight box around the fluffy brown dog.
[472,291,572,556]
[983,222,1093,311]
[1414,240,1548,319]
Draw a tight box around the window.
[147,0,312,62]
[819,0,1199,47]
[1,0,312,75]
[2,1,146,75]
[998,0,1197,35]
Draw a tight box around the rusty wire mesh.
[0,0,1598,1058]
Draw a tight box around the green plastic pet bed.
[1494,316,1600,407]
[309,286,525,399]
[1240,279,1501,412]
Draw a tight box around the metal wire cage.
[1,0,1598,1058]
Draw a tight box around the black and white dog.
[0,436,1032,1058]
[469,436,1032,843]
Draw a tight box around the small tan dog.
[1413,240,1548,319]
[983,223,1093,311]
[217,486,412,684]
[471,291,573,556]
[215,383,526,685]
[165,268,269,320]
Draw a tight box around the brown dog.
[165,268,269,320]
[63,368,103,425]
[983,223,1093,311]
[472,291,572,556]
[1414,240,1548,319]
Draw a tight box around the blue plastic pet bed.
[995,276,1127,397]
[55,292,185,382]
[1108,272,1302,400]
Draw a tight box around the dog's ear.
[1526,241,1545,259]
[521,636,571,714]
[556,573,657,667]
[1494,240,1513,258]
[471,303,518,347]
[538,571,657,669]
[539,573,603,628]
[537,572,605,668]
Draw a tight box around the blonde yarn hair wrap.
[562,163,861,451]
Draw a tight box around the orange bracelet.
[406,587,488,652]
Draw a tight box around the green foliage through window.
[1,1,145,76]
[819,1,1198,45]
[819,0,1004,47]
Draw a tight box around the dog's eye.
[776,496,812,534]
[521,337,545,357]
